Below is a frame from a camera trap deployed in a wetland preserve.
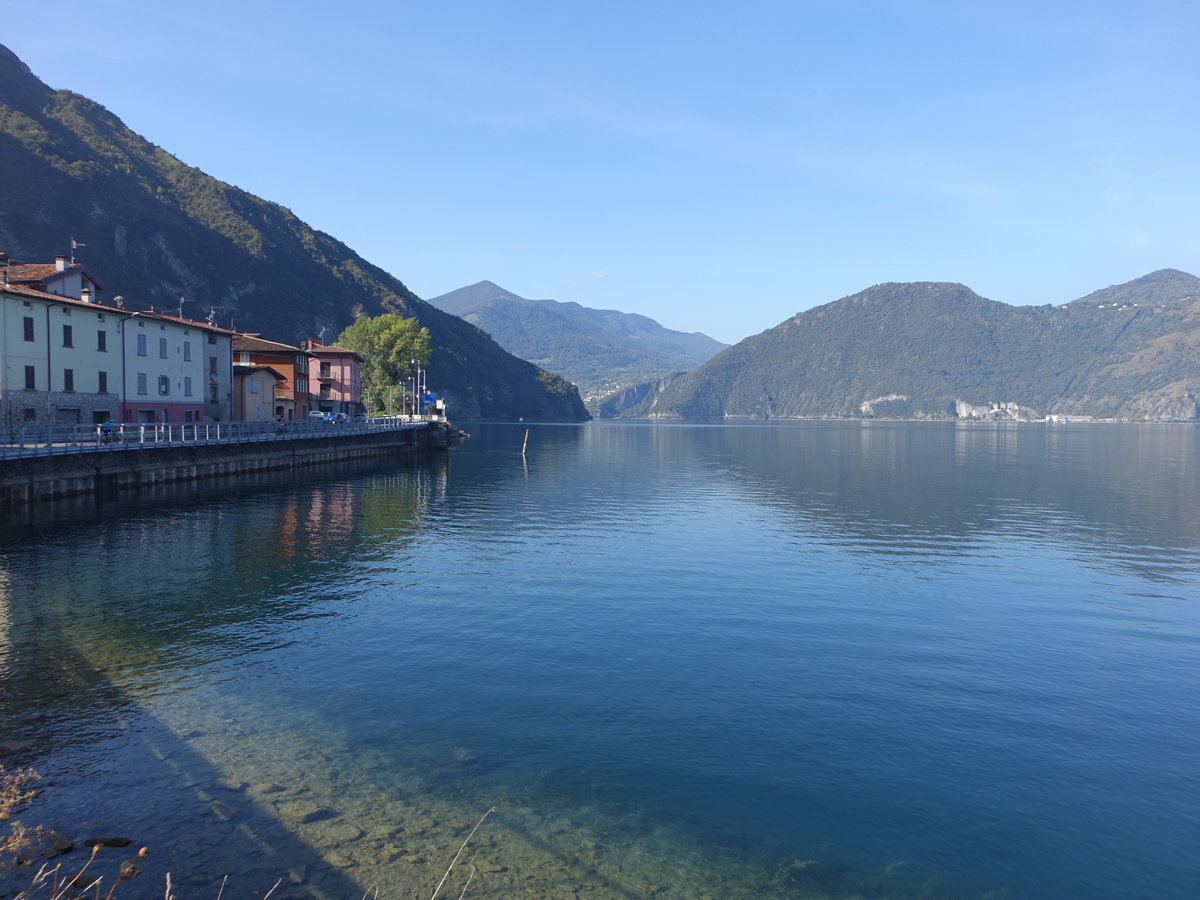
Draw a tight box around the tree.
[336,314,431,414]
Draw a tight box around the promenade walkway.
[0,416,439,461]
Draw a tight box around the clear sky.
[5,0,1198,343]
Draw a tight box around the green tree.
[336,314,431,414]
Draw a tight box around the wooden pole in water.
[521,428,529,456]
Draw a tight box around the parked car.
[329,412,350,424]
[308,410,331,422]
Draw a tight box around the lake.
[1,420,1198,899]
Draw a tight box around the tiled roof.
[3,261,106,290]
[233,334,308,354]
[0,282,70,302]
[139,310,235,335]
[1,282,233,334]
[303,339,363,361]
[233,362,287,380]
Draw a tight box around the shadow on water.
[0,455,455,900]
[0,637,372,900]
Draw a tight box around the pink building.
[300,339,363,416]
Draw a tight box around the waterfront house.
[121,309,234,424]
[0,250,234,426]
[232,363,287,421]
[1,252,120,426]
[232,334,314,421]
[299,339,363,417]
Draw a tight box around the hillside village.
[0,249,385,429]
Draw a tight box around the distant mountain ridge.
[0,43,586,421]
[643,270,1200,421]
[427,281,727,405]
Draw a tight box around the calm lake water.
[2,421,1199,899]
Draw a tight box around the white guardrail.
[0,416,442,460]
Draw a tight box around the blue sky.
[5,0,1198,343]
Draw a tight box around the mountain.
[0,44,586,421]
[426,281,727,406]
[594,371,688,418]
[643,271,1200,421]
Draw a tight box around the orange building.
[232,334,314,421]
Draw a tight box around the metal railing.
[0,415,444,460]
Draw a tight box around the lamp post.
[416,363,424,419]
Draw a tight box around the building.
[121,310,233,424]
[300,339,363,416]
[0,251,233,426]
[1,253,120,426]
[232,364,287,422]
[232,334,313,421]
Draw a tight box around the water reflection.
[582,421,1200,583]
[2,424,1199,899]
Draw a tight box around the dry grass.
[1,765,43,866]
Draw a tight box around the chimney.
[81,285,93,303]
[55,255,68,271]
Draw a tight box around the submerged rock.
[278,802,337,825]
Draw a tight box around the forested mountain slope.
[645,272,1200,420]
[0,44,586,420]
[428,281,726,404]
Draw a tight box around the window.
[209,356,218,374]
[137,373,148,395]
[137,333,147,356]
[97,330,107,352]
[63,324,73,347]
[320,385,331,400]
[98,371,108,393]
[250,377,259,394]
[184,376,193,397]
[63,369,74,392]
[158,375,170,396]
[159,337,168,358]
[23,408,35,422]
[320,363,332,378]
[209,383,218,403]
[23,317,34,341]
[24,366,35,390]
[208,333,216,344]
[183,341,192,361]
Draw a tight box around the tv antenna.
[177,296,193,318]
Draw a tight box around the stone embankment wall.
[0,425,449,507]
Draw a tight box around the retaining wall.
[0,425,447,507]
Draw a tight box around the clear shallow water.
[2,421,1199,898]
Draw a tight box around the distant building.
[300,339,363,416]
